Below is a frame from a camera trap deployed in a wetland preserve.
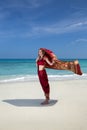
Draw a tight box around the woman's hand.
[44,57,55,66]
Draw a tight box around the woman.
[36,48,82,105]
[36,49,54,105]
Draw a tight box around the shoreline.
[0,73,87,84]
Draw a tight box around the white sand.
[0,80,87,130]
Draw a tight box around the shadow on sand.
[3,99,58,107]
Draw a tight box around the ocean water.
[0,59,87,83]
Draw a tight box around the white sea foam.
[0,73,87,83]
[48,73,87,80]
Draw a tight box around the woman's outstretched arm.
[44,57,55,66]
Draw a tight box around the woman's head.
[38,49,45,58]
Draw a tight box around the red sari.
[40,48,82,75]
[37,59,50,94]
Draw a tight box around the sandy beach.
[0,79,87,130]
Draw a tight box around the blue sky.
[0,0,87,59]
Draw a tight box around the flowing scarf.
[40,48,82,75]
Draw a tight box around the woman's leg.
[38,69,50,104]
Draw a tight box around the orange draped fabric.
[40,48,82,75]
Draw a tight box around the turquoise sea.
[0,59,87,83]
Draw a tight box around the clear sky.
[0,0,87,59]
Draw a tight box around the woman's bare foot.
[41,99,49,105]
